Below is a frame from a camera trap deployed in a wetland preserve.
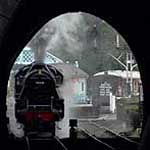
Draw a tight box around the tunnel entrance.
[6,12,143,147]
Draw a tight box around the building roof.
[93,70,140,79]
[52,63,89,79]
[13,47,89,79]
[15,47,63,65]
[13,47,140,79]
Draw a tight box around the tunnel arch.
[0,0,148,148]
[5,11,144,139]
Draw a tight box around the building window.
[81,82,84,91]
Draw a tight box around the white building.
[93,70,141,97]
[52,63,89,105]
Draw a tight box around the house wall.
[71,78,88,104]
[87,74,141,115]
[89,74,127,105]
[89,74,141,101]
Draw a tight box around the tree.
[26,12,136,75]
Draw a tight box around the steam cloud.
[34,37,47,63]
[47,13,84,53]
[28,12,102,62]
[45,12,101,55]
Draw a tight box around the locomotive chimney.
[36,48,46,63]
[34,37,47,63]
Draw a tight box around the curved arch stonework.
[7,12,143,139]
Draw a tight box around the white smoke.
[55,79,74,138]
[6,96,24,137]
[46,12,89,54]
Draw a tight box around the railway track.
[24,135,68,150]
[78,127,116,150]
[89,121,140,145]
[14,120,141,150]
[78,120,141,150]
[23,127,118,150]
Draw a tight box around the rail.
[79,127,116,150]
[88,121,141,146]
[54,136,68,150]
[25,135,68,150]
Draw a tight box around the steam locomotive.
[14,62,64,136]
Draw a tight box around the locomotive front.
[14,62,64,136]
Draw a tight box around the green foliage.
[125,105,139,112]
[27,13,135,75]
[117,97,141,130]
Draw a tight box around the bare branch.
[132,64,138,70]
[108,53,127,69]
[117,53,123,60]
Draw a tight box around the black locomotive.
[14,62,64,136]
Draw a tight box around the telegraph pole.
[126,52,137,96]
[108,34,137,97]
